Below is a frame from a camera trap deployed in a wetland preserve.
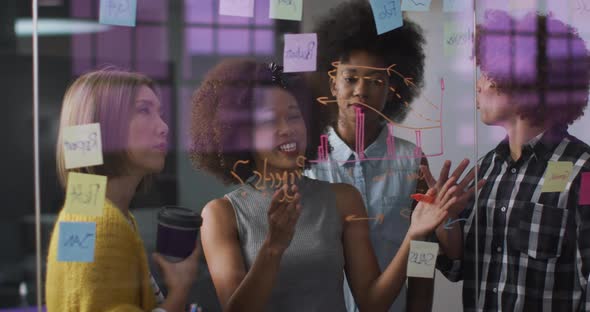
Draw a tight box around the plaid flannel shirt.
[437,126,590,311]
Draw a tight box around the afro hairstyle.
[312,0,426,129]
[476,10,590,127]
[189,59,319,185]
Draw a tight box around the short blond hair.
[56,68,157,188]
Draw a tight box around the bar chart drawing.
[317,134,329,161]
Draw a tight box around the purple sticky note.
[283,33,317,73]
[580,172,590,205]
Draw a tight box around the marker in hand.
[345,213,385,225]
[411,193,435,203]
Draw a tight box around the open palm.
[408,178,457,239]
[421,159,485,217]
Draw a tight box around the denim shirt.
[305,126,421,312]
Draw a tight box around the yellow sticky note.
[541,161,573,193]
[62,123,103,169]
[407,241,439,278]
[269,0,303,21]
[64,172,107,216]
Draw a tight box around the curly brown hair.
[476,10,590,127]
[190,59,319,185]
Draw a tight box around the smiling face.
[126,86,169,176]
[252,87,307,171]
[331,50,391,127]
[476,73,515,126]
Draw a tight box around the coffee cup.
[156,206,202,262]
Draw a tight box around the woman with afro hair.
[304,1,439,311]
[190,59,460,312]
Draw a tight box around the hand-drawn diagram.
[443,217,468,230]
[231,156,306,202]
[312,61,444,164]
[345,213,385,224]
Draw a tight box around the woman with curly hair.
[304,1,438,311]
[190,59,461,312]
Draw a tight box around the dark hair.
[190,59,318,185]
[312,0,426,129]
[476,10,590,127]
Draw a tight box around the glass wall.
[2,0,589,311]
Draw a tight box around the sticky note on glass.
[444,21,473,56]
[62,123,103,169]
[570,2,590,34]
[407,241,439,278]
[370,0,403,35]
[219,0,255,17]
[509,0,537,10]
[443,0,469,12]
[541,161,573,193]
[283,33,317,73]
[99,0,137,27]
[64,172,107,216]
[269,0,303,21]
[58,222,96,262]
[580,173,590,205]
[401,0,432,11]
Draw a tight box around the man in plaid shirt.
[423,10,590,311]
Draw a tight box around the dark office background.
[0,0,298,309]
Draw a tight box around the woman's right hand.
[408,178,457,240]
[263,184,302,255]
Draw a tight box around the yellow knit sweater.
[45,200,157,312]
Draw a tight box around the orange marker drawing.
[411,193,434,203]
[373,174,387,182]
[345,213,385,224]
[311,63,445,165]
[400,208,412,220]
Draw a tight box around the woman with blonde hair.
[46,69,199,312]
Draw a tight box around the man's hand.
[420,159,485,217]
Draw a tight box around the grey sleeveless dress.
[225,176,347,312]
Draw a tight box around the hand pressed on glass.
[420,159,486,217]
[408,177,458,239]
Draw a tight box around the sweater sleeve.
[46,206,157,312]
